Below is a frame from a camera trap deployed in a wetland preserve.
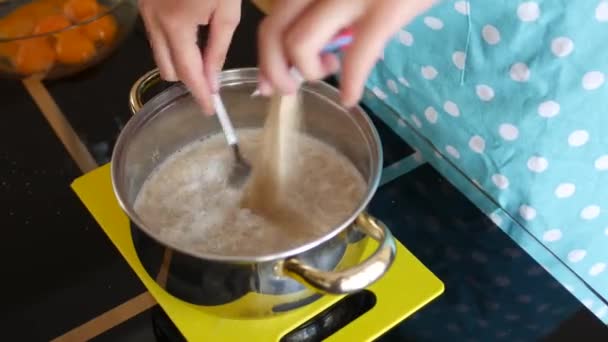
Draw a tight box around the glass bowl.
[0,0,137,80]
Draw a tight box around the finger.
[257,0,315,95]
[165,24,214,114]
[340,0,433,106]
[320,53,340,77]
[140,13,177,81]
[204,0,241,92]
[284,0,364,81]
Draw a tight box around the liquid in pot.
[133,128,367,257]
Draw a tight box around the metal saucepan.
[111,68,396,318]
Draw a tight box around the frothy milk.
[134,128,366,257]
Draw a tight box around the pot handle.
[281,213,396,294]
[129,68,163,114]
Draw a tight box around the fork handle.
[213,93,238,146]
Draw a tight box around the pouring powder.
[240,94,305,226]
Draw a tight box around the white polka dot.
[471,251,488,263]
[446,145,460,159]
[482,25,501,45]
[443,101,460,117]
[596,1,608,22]
[386,79,399,94]
[589,262,606,276]
[489,213,502,226]
[517,2,540,22]
[495,276,511,287]
[542,229,562,242]
[580,205,601,220]
[596,306,608,318]
[554,183,576,198]
[527,156,549,173]
[505,314,520,321]
[510,63,531,82]
[425,107,438,123]
[424,16,444,30]
[446,323,460,332]
[434,151,443,159]
[582,71,605,90]
[411,115,422,128]
[455,304,470,313]
[499,123,519,141]
[420,331,433,338]
[517,295,532,303]
[398,30,414,46]
[398,77,410,87]
[568,130,589,147]
[372,87,387,100]
[564,284,575,293]
[446,248,461,261]
[504,248,522,258]
[605,227,608,236]
[397,118,406,127]
[413,150,423,163]
[519,205,537,220]
[582,299,594,309]
[537,304,550,313]
[421,66,438,80]
[492,174,509,189]
[538,100,560,118]
[454,1,470,15]
[568,249,587,263]
[476,84,495,101]
[469,136,485,153]
[452,51,466,70]
[595,155,608,170]
[527,266,544,276]
[551,37,574,57]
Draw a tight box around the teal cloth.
[360,0,608,325]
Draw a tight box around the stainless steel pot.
[111,68,396,318]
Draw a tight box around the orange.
[0,42,18,62]
[0,16,36,39]
[82,15,117,44]
[63,0,100,22]
[13,37,56,75]
[0,0,64,39]
[55,28,96,64]
[34,14,72,34]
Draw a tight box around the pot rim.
[111,67,383,263]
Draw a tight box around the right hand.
[257,0,435,107]
[138,0,241,114]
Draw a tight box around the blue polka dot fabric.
[369,164,583,340]
[359,0,608,325]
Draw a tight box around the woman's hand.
[257,0,435,106]
[138,0,241,114]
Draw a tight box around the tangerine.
[34,14,72,35]
[63,0,100,22]
[0,16,35,39]
[55,28,96,64]
[0,42,17,60]
[13,37,56,75]
[82,15,117,44]
[0,0,64,39]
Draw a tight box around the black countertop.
[1,2,607,341]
